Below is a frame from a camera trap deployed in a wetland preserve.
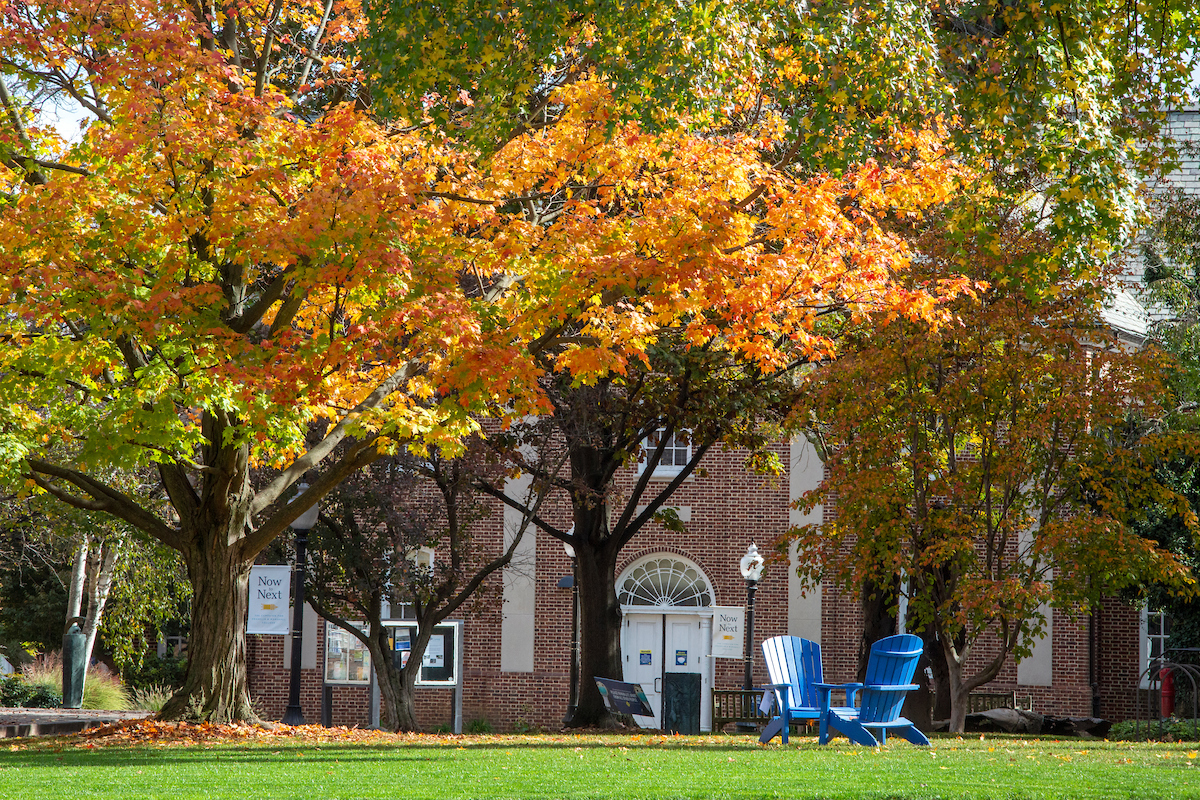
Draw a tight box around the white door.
[624,614,663,726]
[623,612,713,730]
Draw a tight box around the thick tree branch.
[25,459,182,549]
[229,271,291,334]
[472,480,571,541]
[158,461,200,523]
[290,0,334,103]
[616,440,714,550]
[240,435,380,559]
[248,362,416,519]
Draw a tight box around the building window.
[324,622,371,684]
[639,428,691,478]
[1140,607,1172,688]
[618,555,714,608]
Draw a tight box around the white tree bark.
[81,540,119,667]
[66,538,88,621]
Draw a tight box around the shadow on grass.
[0,734,922,769]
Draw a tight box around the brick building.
[246,433,1152,731]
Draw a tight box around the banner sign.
[710,606,745,659]
[247,566,291,634]
[594,677,654,717]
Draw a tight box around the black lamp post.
[282,483,319,726]
[737,543,765,733]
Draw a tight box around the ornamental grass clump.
[22,652,131,710]
[130,684,174,713]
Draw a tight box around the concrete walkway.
[0,707,153,738]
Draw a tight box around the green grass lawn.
[1,730,1197,799]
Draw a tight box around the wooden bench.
[712,689,770,731]
[969,691,1034,713]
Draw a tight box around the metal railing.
[1135,658,1200,741]
[968,691,1035,714]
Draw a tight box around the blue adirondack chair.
[759,636,823,744]
[815,633,931,747]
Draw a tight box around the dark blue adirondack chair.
[759,636,823,744]
[815,633,930,747]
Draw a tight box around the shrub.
[0,675,62,708]
[1109,717,1200,742]
[21,652,131,710]
[466,717,493,734]
[121,654,186,692]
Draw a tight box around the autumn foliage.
[780,211,1198,733]
[0,0,986,723]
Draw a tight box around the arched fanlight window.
[618,555,714,608]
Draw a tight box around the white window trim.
[1140,606,1170,689]
[637,428,692,480]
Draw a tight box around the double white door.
[622,612,712,731]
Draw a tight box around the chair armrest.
[861,684,920,692]
[760,683,792,712]
[814,682,864,710]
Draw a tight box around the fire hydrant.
[1160,667,1176,718]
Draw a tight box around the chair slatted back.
[762,636,822,709]
[859,633,923,724]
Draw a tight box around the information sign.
[383,621,461,686]
[594,677,655,717]
[710,606,745,659]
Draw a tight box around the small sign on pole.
[710,606,745,659]
[247,566,291,635]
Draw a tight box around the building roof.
[1101,285,1150,343]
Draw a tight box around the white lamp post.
[281,483,320,726]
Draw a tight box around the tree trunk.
[947,656,970,735]
[394,624,438,732]
[363,624,419,733]
[373,619,430,732]
[857,576,898,681]
[910,621,953,724]
[390,665,421,732]
[81,540,118,669]
[926,630,954,722]
[159,532,255,722]
[568,531,624,728]
[66,538,87,621]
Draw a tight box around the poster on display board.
[246,566,290,634]
[384,621,461,685]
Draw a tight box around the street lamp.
[561,538,580,726]
[282,483,320,726]
[737,544,765,732]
